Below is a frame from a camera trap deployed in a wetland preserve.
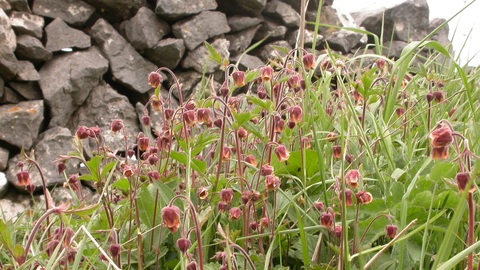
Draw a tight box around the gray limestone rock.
[253,18,287,41]
[15,35,52,63]
[0,147,8,171]
[0,0,11,12]
[172,11,230,50]
[13,60,41,81]
[39,46,109,127]
[83,0,147,22]
[429,18,450,46]
[68,80,140,155]
[0,100,44,149]
[382,40,408,59]
[7,127,79,191]
[0,187,32,220]
[325,28,367,54]
[182,38,230,74]
[91,18,158,94]
[6,0,30,12]
[0,52,19,81]
[44,18,91,52]
[264,0,300,28]
[228,15,263,32]
[145,38,185,69]
[257,40,292,62]
[230,54,264,71]
[226,25,260,55]
[1,86,24,104]
[32,0,96,27]
[217,0,267,16]
[167,70,202,100]
[286,29,323,48]
[9,11,45,39]
[124,7,170,50]
[353,0,429,43]
[155,0,218,20]
[8,81,43,100]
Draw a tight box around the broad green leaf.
[247,96,274,111]
[111,178,130,194]
[233,111,256,128]
[204,41,223,65]
[429,162,458,181]
[272,150,319,178]
[137,185,157,227]
[100,161,117,180]
[0,220,13,251]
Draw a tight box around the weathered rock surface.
[91,18,158,94]
[227,25,261,55]
[182,38,230,74]
[14,60,41,81]
[325,28,367,54]
[15,35,52,63]
[124,7,170,50]
[264,0,300,28]
[227,15,263,32]
[0,148,8,171]
[0,8,18,80]
[7,127,79,191]
[145,38,185,69]
[8,81,42,100]
[32,0,95,27]
[6,0,30,12]
[0,100,44,149]
[44,18,91,52]
[9,11,45,39]
[172,11,230,50]
[217,0,267,16]
[39,46,109,127]
[68,80,140,155]
[155,0,218,20]
[83,0,147,22]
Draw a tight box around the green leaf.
[0,220,13,251]
[137,185,157,227]
[429,162,458,181]
[65,204,100,220]
[233,111,256,128]
[111,178,130,194]
[12,244,25,260]
[100,161,117,180]
[272,150,319,178]
[151,180,178,208]
[204,41,223,65]
[80,156,103,182]
[169,151,207,174]
[246,96,274,111]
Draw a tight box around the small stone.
[15,35,52,63]
[0,52,19,81]
[0,147,8,171]
[0,172,7,198]
[226,25,260,55]
[124,7,171,50]
[13,61,40,82]
[0,0,11,12]
[172,11,230,50]
[217,0,267,16]
[253,18,287,41]
[145,38,185,69]
[257,40,292,62]
[83,0,147,22]
[6,0,30,12]
[325,28,367,54]
[1,86,24,104]
[9,11,45,39]
[230,54,264,71]
[44,18,91,52]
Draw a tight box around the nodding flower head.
[138,136,150,152]
[261,66,274,82]
[288,106,303,123]
[110,119,124,133]
[220,188,234,204]
[196,108,211,125]
[302,53,315,70]
[232,71,246,87]
[385,225,398,238]
[332,145,342,158]
[355,191,373,204]
[260,164,274,176]
[429,126,453,148]
[148,72,163,88]
[229,207,242,220]
[320,212,333,228]
[265,175,280,191]
[345,169,361,189]
[16,171,31,186]
[244,155,258,167]
[275,145,290,162]
[456,172,475,192]
[177,238,191,254]
[161,206,181,233]
[183,110,196,127]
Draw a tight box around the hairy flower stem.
[23,207,60,264]
[467,192,474,270]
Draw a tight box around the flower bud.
[221,147,231,162]
[141,115,151,127]
[257,89,267,99]
[433,90,445,103]
[237,127,248,139]
[249,221,258,231]
[332,145,342,158]
[395,107,405,117]
[333,226,342,238]
[217,201,228,212]
[287,75,300,89]
[214,119,223,128]
[109,243,121,257]
[186,261,198,270]
[220,87,229,97]
[232,71,246,87]
[148,171,160,181]
[110,119,124,133]
[196,108,211,124]
[456,172,475,192]
[260,216,270,228]
[76,126,90,139]
[375,59,386,69]
[302,53,315,70]
[148,72,163,88]
[164,108,174,121]
[177,238,191,254]
[313,201,324,211]
[148,154,159,165]
[301,137,311,149]
[220,188,234,203]
[385,225,397,238]
[274,118,285,133]
[57,162,67,175]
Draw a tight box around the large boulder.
[181,38,230,74]
[44,18,91,52]
[9,11,45,39]
[0,9,18,81]
[90,18,158,94]
[38,46,109,127]
[15,35,52,63]
[0,100,44,149]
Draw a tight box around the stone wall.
[0,0,449,215]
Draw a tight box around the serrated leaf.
[246,96,273,111]
[204,41,223,65]
[170,151,207,173]
[100,161,117,180]
[112,178,130,194]
[137,185,157,227]
[233,111,256,128]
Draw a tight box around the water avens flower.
[275,145,290,162]
[161,206,181,233]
